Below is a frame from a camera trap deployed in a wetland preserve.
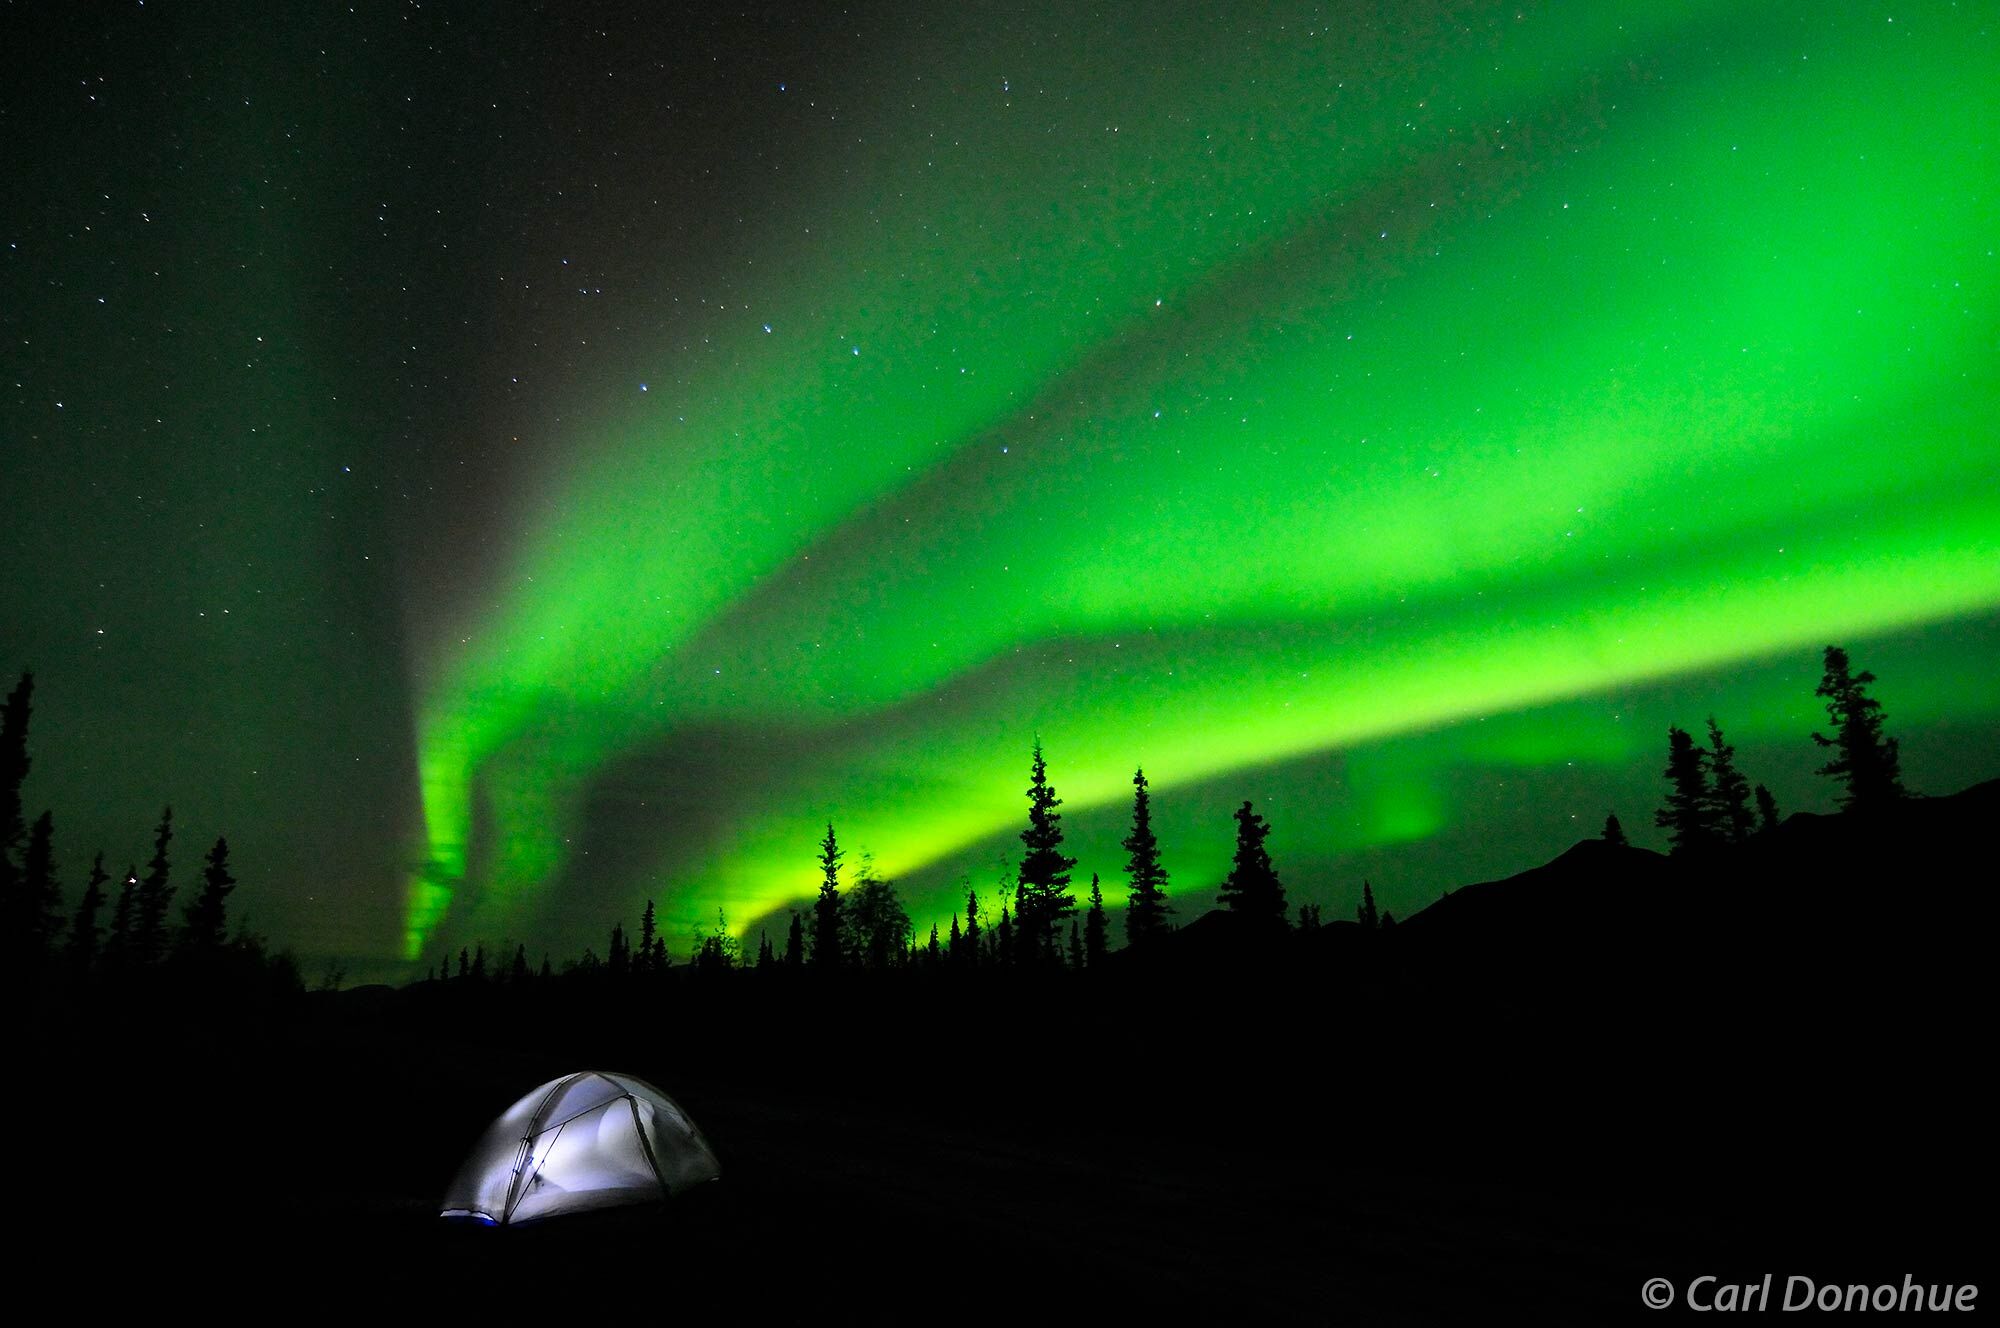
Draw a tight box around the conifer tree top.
[1813,645,1906,810]
[1018,740,1077,891]
[1218,799,1286,924]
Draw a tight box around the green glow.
[403,2,2000,960]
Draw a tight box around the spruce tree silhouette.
[608,922,630,978]
[1218,800,1287,925]
[1067,919,1084,970]
[67,851,109,975]
[105,866,138,965]
[1015,741,1078,966]
[1356,880,1380,931]
[947,911,963,964]
[962,887,981,968]
[785,910,805,967]
[179,835,235,954]
[1602,813,1629,847]
[637,899,660,974]
[1122,766,1172,945]
[814,823,844,971]
[1754,783,1781,836]
[1704,717,1757,842]
[1656,726,1715,855]
[510,944,530,984]
[132,807,176,966]
[21,809,61,960]
[1813,645,1907,810]
[1083,874,1107,969]
[993,905,1014,966]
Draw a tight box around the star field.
[3,1,1995,978]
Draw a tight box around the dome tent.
[441,1071,720,1225]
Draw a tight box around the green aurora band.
[405,1,2000,961]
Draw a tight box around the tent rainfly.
[441,1070,721,1225]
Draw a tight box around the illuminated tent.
[441,1070,721,1225]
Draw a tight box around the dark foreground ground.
[23,788,1993,1322]
[26,973,1985,1323]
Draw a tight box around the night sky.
[5,1,1996,982]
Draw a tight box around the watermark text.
[1642,1275,1978,1313]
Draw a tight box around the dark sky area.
[5,1,1996,982]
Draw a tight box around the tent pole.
[502,1073,577,1225]
[628,1096,670,1199]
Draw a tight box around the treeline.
[6,642,1916,1000]
[1638,645,1907,855]
[429,644,1913,990]
[434,640,1904,992]
[0,672,300,999]
[426,738,1356,989]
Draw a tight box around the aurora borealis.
[5,2,1996,979]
